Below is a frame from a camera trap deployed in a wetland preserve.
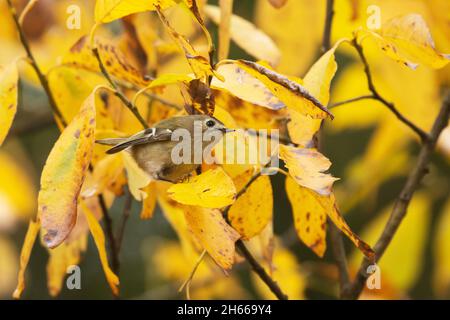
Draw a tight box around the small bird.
[96,115,231,183]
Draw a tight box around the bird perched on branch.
[96,115,232,183]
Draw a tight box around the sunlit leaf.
[0,61,18,145]
[140,182,157,219]
[81,201,119,295]
[168,168,236,208]
[279,145,338,196]
[122,151,152,201]
[184,206,240,269]
[205,5,281,65]
[285,177,326,257]
[228,171,273,239]
[95,0,176,23]
[39,92,96,249]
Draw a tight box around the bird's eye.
[206,120,215,127]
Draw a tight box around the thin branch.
[116,190,133,252]
[178,250,207,300]
[222,163,289,300]
[344,90,450,299]
[98,194,120,275]
[329,95,374,109]
[351,39,430,142]
[321,0,335,53]
[92,47,149,129]
[7,0,66,126]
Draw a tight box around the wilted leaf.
[225,60,332,119]
[39,92,96,249]
[228,172,273,239]
[205,5,280,65]
[63,36,151,87]
[81,201,119,295]
[0,61,18,146]
[168,168,236,208]
[13,220,40,299]
[184,206,240,269]
[279,145,338,196]
[95,0,176,23]
[364,14,450,69]
[285,177,326,257]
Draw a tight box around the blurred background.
[0,0,449,299]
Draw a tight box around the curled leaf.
[168,168,236,208]
[40,92,96,249]
[279,145,338,196]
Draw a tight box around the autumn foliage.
[0,0,449,300]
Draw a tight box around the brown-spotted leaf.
[0,61,19,146]
[228,171,273,239]
[184,206,240,269]
[39,92,96,249]
[285,177,326,257]
[63,36,151,87]
[227,60,333,119]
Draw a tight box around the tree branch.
[351,39,430,142]
[344,90,450,299]
[6,0,67,127]
[98,194,120,275]
[116,190,133,253]
[222,165,289,300]
[329,95,374,109]
[92,47,149,129]
[321,0,335,53]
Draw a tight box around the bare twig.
[7,0,66,126]
[222,163,289,300]
[329,95,374,109]
[116,190,133,252]
[321,0,335,53]
[344,91,450,299]
[98,194,120,275]
[351,39,430,142]
[92,47,149,129]
[178,250,207,300]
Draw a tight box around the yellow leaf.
[365,14,450,69]
[285,177,326,257]
[287,40,343,146]
[217,0,233,61]
[46,235,88,297]
[0,61,18,145]
[95,0,176,23]
[205,5,280,65]
[122,151,151,201]
[13,220,40,299]
[63,36,151,87]
[351,194,430,293]
[184,206,240,269]
[434,198,450,296]
[279,145,338,196]
[228,172,273,239]
[168,168,236,208]
[81,201,119,296]
[228,60,332,119]
[212,63,285,110]
[86,153,124,197]
[156,6,218,80]
[39,92,96,249]
[140,182,157,219]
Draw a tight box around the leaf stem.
[328,95,374,108]
[343,90,450,299]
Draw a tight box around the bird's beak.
[221,128,235,133]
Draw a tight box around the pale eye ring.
[206,120,215,127]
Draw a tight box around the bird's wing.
[103,128,173,154]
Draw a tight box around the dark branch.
[116,190,133,252]
[344,90,450,299]
[321,0,335,53]
[351,39,430,142]
[98,194,120,275]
